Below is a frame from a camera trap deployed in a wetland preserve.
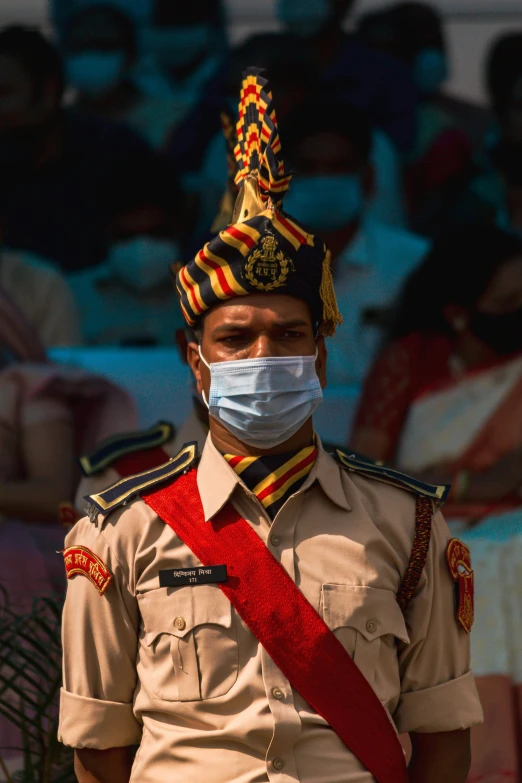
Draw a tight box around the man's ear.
[187,342,203,395]
[315,337,328,389]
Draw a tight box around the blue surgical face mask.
[107,236,180,291]
[283,174,364,233]
[199,349,323,449]
[66,51,127,96]
[276,0,331,37]
[142,25,210,71]
[413,48,448,96]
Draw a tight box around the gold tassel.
[232,172,266,224]
[319,249,343,337]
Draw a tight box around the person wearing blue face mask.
[67,153,187,345]
[61,69,481,783]
[282,101,430,386]
[273,0,418,155]
[358,2,486,239]
[65,5,189,150]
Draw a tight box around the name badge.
[159,565,228,587]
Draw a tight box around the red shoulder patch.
[63,546,113,596]
[446,538,474,633]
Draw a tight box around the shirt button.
[272,687,284,700]
[270,535,281,546]
[174,616,186,631]
[366,619,378,633]
[383,634,395,646]
[272,757,285,771]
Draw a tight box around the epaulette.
[79,421,174,476]
[335,449,449,504]
[85,442,198,519]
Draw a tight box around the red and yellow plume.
[233,68,291,222]
[175,66,343,338]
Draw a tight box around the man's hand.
[409,729,471,783]
[74,747,134,783]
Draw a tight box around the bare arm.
[409,730,471,783]
[0,418,76,522]
[74,748,134,783]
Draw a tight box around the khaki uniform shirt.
[59,435,483,783]
[74,408,208,515]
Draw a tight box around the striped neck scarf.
[224,445,317,519]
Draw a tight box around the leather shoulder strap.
[79,421,174,476]
[143,469,408,783]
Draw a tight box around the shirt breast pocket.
[321,584,409,692]
[139,584,238,702]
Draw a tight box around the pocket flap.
[139,584,232,646]
[322,584,409,644]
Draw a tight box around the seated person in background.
[358,2,474,239]
[168,0,417,184]
[0,284,136,760]
[143,0,227,95]
[0,25,150,273]
[274,0,417,155]
[283,101,429,385]
[64,5,186,151]
[68,153,186,345]
[351,225,522,517]
[0,187,80,346]
[483,35,522,236]
[150,0,229,173]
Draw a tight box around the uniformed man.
[59,69,483,783]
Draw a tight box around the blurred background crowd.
[3,0,522,779]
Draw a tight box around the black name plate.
[159,565,228,587]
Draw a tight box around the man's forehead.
[204,295,313,328]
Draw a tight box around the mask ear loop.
[198,346,210,409]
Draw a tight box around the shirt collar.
[197,434,242,522]
[307,436,352,512]
[197,433,351,521]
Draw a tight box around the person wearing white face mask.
[64,5,189,150]
[68,153,186,345]
[60,69,481,783]
[282,100,430,386]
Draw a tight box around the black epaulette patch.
[85,442,198,518]
[79,421,174,476]
[335,449,449,504]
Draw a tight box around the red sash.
[112,446,170,478]
[143,468,408,783]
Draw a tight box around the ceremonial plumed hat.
[175,67,342,336]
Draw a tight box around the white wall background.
[3,0,522,105]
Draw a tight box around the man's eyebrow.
[272,319,309,329]
[211,324,250,334]
[211,319,309,334]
